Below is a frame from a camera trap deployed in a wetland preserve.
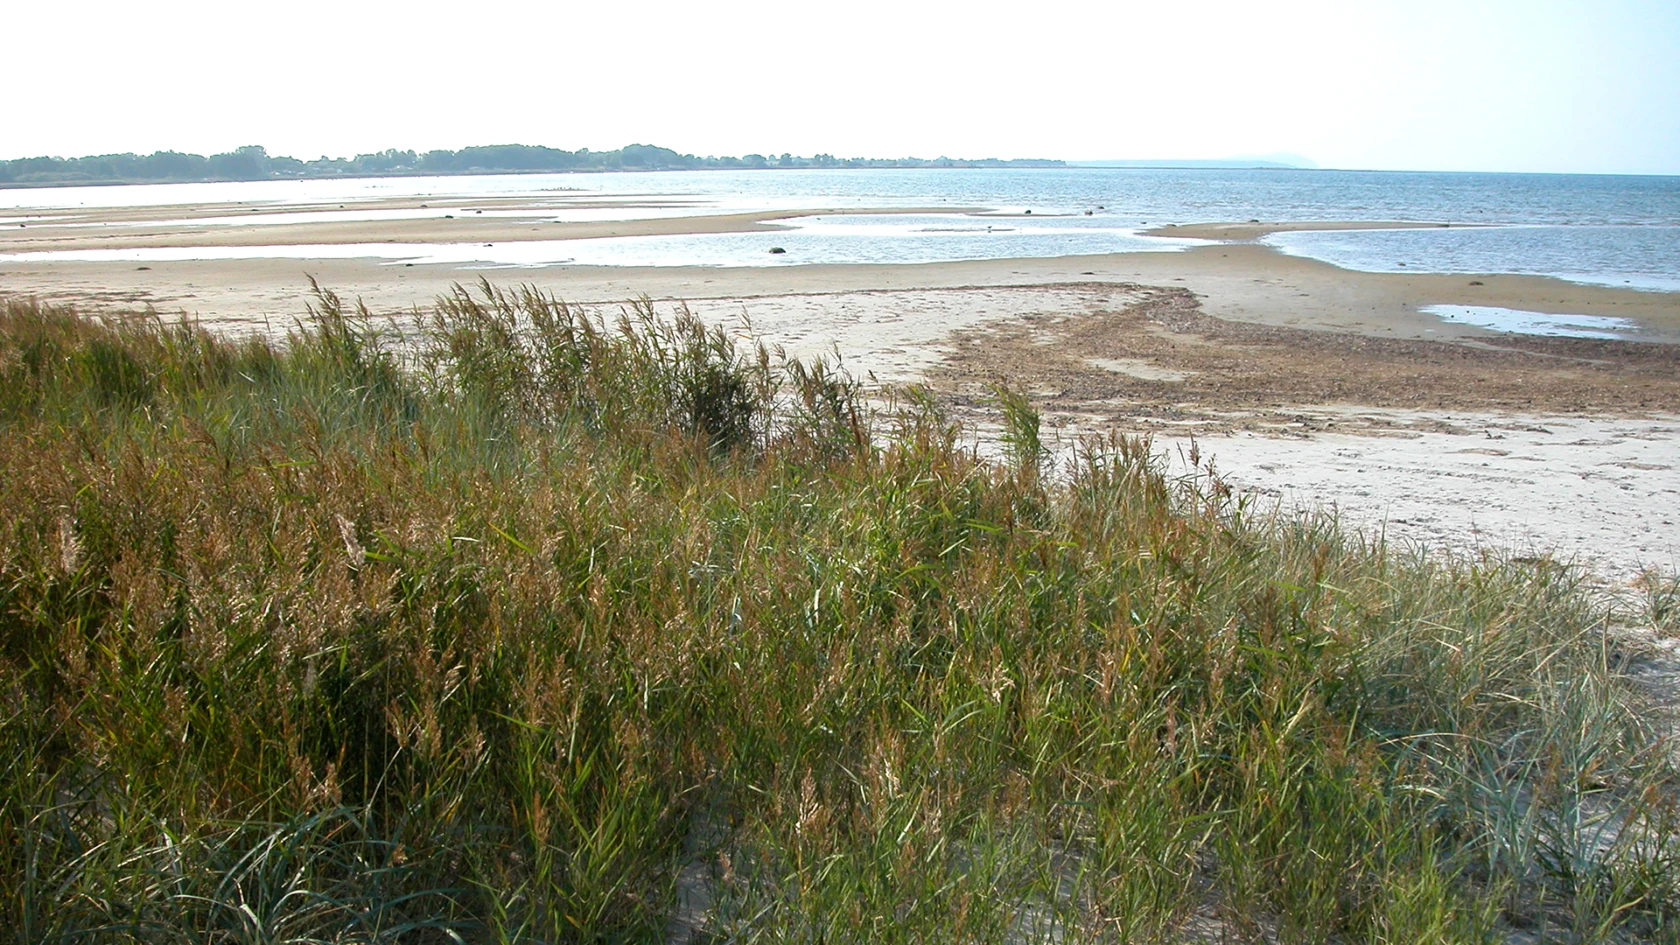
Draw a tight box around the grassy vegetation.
[1,283,1677,943]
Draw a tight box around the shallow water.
[1265,224,1680,292]
[506,215,1205,267]
[0,215,1207,268]
[1421,304,1642,339]
[2,168,1676,285]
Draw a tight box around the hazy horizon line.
[5,142,1680,182]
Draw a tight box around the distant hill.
[0,144,1064,187]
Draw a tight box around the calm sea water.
[2,168,1677,288]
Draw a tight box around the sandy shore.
[3,244,1677,341]
[3,205,1678,578]
[4,198,1673,338]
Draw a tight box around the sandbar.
[0,206,981,253]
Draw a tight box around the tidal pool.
[1421,304,1640,340]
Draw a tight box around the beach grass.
[2,283,1677,942]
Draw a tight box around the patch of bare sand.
[678,284,1152,379]
[1153,414,1680,582]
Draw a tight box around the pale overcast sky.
[6,0,1677,174]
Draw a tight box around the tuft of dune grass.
[1,283,1676,943]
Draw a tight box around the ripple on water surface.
[1263,225,1680,292]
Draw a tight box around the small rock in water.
[769,247,787,254]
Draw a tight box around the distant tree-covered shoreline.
[0,144,1064,187]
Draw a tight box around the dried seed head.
[57,515,81,575]
[335,514,366,567]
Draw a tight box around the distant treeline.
[0,144,1064,186]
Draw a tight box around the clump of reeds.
[1,284,1676,942]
